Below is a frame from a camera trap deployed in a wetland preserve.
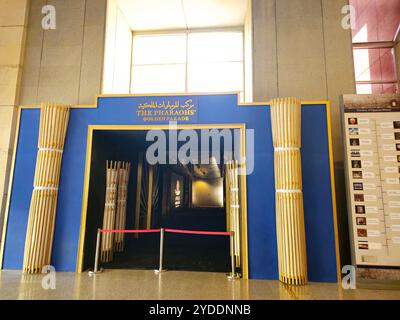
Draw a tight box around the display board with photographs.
[342,94,400,269]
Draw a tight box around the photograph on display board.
[357,229,368,237]
[349,128,359,135]
[356,217,367,226]
[354,194,364,202]
[355,205,366,214]
[352,160,362,169]
[351,150,361,157]
[348,118,358,125]
[350,138,360,146]
[353,183,363,191]
[352,171,363,179]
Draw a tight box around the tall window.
[131,31,244,96]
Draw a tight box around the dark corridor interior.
[103,208,229,272]
[83,129,239,274]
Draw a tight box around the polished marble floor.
[1,269,400,300]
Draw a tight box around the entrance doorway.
[77,124,248,278]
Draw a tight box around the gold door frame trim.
[76,123,249,279]
[325,101,341,283]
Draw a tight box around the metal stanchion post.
[155,228,166,274]
[227,231,240,280]
[89,228,103,275]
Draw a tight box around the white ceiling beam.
[116,0,247,32]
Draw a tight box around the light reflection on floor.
[1,269,400,300]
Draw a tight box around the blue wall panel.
[2,94,337,282]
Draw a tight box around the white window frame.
[130,27,245,96]
[352,41,399,94]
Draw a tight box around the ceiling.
[115,0,248,31]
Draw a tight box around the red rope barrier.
[100,229,161,233]
[165,228,233,236]
[100,228,232,236]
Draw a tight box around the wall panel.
[276,0,328,100]
[19,0,107,106]
[252,0,278,101]
[252,0,356,161]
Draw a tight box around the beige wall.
[243,0,253,103]
[252,0,355,163]
[0,0,29,249]
[252,0,356,266]
[1,0,107,253]
[19,0,107,106]
[102,0,132,94]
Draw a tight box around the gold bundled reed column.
[270,97,307,285]
[23,103,70,274]
[226,160,241,267]
[114,161,131,252]
[101,161,120,263]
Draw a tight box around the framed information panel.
[342,94,400,286]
